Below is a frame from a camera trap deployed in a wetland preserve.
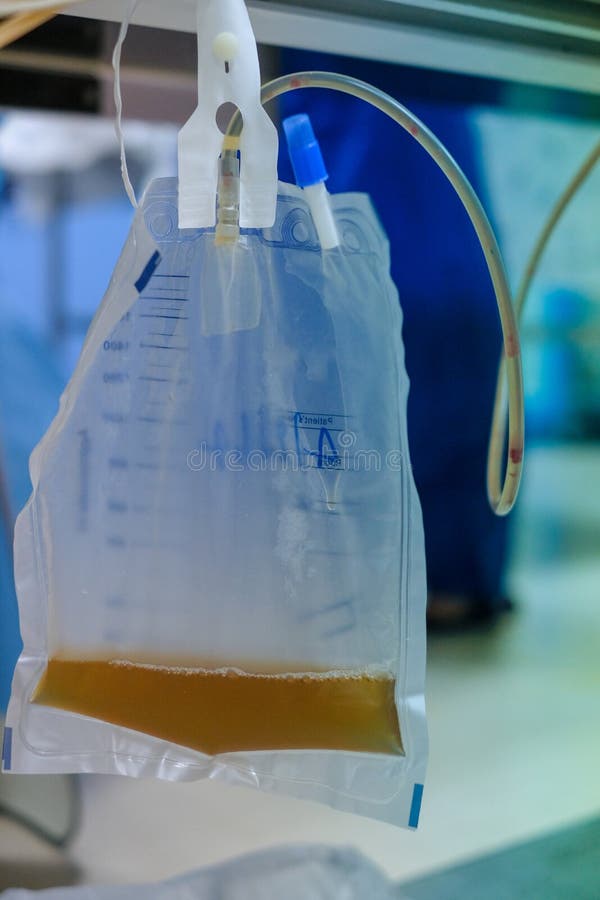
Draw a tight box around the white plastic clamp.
[178,0,278,230]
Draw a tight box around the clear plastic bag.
[4,178,427,827]
[2,845,403,899]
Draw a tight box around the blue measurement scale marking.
[101,260,194,635]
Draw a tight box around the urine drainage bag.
[4,178,427,828]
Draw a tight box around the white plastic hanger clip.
[178,0,278,230]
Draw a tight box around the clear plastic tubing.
[226,71,524,515]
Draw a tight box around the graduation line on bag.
[146,287,189,293]
[153,274,190,279]
[139,342,189,351]
[108,457,128,469]
[139,314,189,320]
[148,331,185,338]
[137,416,186,426]
[140,294,190,303]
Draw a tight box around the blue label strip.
[134,250,162,294]
[2,726,12,771]
[408,782,424,829]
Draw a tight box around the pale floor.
[3,444,600,887]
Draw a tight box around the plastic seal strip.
[178,0,278,230]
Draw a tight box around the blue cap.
[282,113,328,188]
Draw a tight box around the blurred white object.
[1,844,402,899]
[0,112,176,178]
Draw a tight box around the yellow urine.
[33,657,403,756]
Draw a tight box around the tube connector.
[283,113,339,250]
[283,113,328,188]
[215,147,240,245]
